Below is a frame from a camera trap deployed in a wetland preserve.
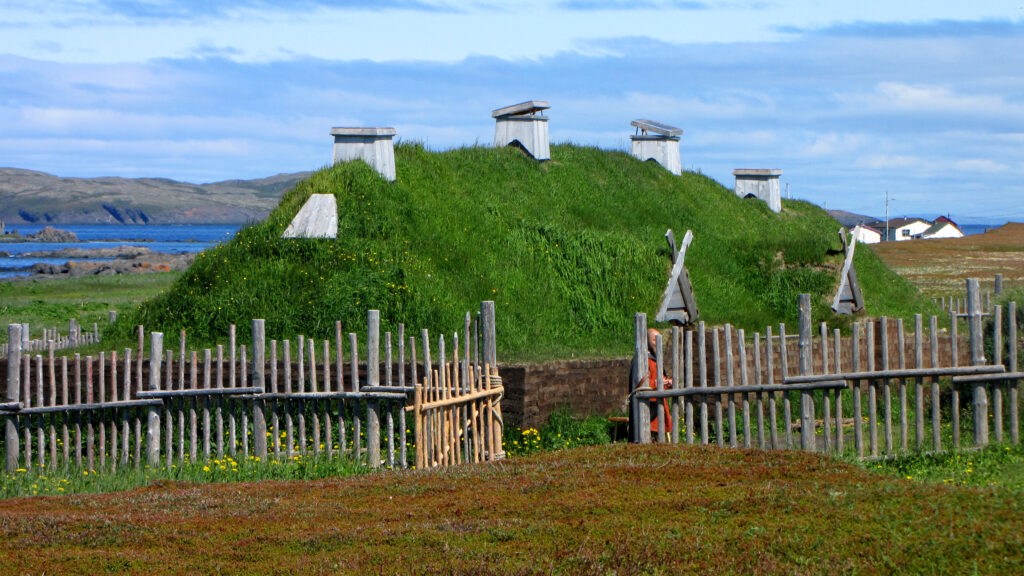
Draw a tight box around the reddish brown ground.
[1,444,1021,575]
[871,223,1024,297]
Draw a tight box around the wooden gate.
[413,302,504,469]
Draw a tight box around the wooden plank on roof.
[491,100,550,118]
[631,119,683,137]
[733,169,782,177]
[330,127,397,137]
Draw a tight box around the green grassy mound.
[111,143,930,361]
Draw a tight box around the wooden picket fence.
[934,273,1003,318]
[0,315,111,358]
[632,278,1023,457]
[1,303,504,474]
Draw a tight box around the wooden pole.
[1010,301,1019,445]
[754,332,765,449]
[914,314,924,451]
[203,348,212,461]
[121,350,129,467]
[766,325,778,450]
[228,325,238,457]
[283,340,293,459]
[698,322,709,445]
[671,326,681,444]
[739,328,751,449]
[897,318,908,453]
[190,350,198,462]
[216,344,225,459]
[481,301,503,458]
[270,340,279,459]
[350,332,360,460]
[820,322,831,453]
[367,310,381,468]
[833,328,843,454]
[252,319,267,460]
[780,323,793,450]
[632,313,647,444]
[880,317,893,455]
[296,336,305,455]
[725,326,736,448]
[798,294,815,452]
[968,278,989,446]
[146,332,163,466]
[5,324,22,472]
[866,321,878,457]
[684,329,694,445]
[308,338,319,458]
[930,315,941,451]
[712,328,724,448]
[163,349,172,468]
[656,333,666,443]
[951,310,960,450]
[993,305,1004,443]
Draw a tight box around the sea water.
[0,224,240,279]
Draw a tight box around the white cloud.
[855,154,922,170]
[800,132,868,157]
[953,158,1009,173]
[837,82,1023,118]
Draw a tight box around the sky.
[2,1,1023,221]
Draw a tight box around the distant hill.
[0,168,312,225]
[828,209,880,228]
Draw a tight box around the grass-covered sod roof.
[114,144,930,361]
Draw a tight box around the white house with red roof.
[918,216,964,239]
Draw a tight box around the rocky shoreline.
[0,226,80,243]
[2,246,196,278]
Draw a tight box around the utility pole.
[885,190,890,241]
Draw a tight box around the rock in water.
[28,226,78,242]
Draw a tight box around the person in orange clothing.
[646,328,673,436]
[629,328,673,440]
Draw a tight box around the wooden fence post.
[5,324,22,472]
[147,332,164,466]
[367,310,381,469]
[1010,301,1019,445]
[481,301,504,458]
[798,294,815,452]
[995,273,1004,295]
[631,313,648,444]
[967,278,989,446]
[252,319,267,460]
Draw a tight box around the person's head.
[647,328,661,354]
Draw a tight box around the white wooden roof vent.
[492,100,550,160]
[330,127,397,182]
[733,169,782,213]
[630,119,682,175]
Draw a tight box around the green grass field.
[104,144,933,361]
[0,273,179,345]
